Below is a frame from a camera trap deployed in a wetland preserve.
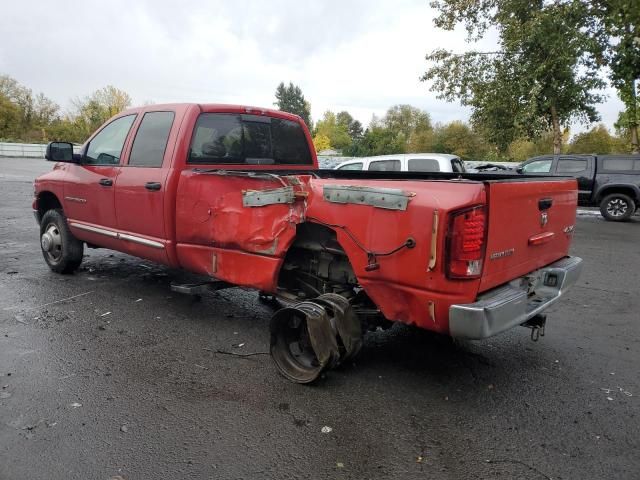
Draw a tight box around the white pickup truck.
[335,153,465,173]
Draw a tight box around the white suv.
[335,153,466,173]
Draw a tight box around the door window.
[338,162,363,170]
[408,158,440,172]
[369,159,400,171]
[451,158,466,172]
[128,111,175,167]
[522,159,552,173]
[85,115,136,165]
[557,158,588,173]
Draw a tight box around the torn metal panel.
[315,293,362,360]
[301,302,340,370]
[242,186,295,207]
[323,184,414,211]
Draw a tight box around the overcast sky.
[0,0,623,133]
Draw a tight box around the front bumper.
[449,256,583,339]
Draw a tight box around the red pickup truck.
[34,103,583,383]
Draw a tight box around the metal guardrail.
[0,142,82,158]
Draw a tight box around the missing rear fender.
[278,223,358,299]
[276,222,392,331]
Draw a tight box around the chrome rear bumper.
[449,256,583,339]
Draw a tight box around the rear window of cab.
[188,113,312,165]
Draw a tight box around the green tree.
[593,0,640,153]
[71,85,132,141]
[431,121,488,160]
[344,107,435,156]
[0,74,35,134]
[315,111,352,151]
[568,124,617,154]
[0,74,63,142]
[384,105,431,139]
[382,105,433,152]
[506,131,563,161]
[350,125,405,157]
[312,133,331,152]
[423,0,605,155]
[336,111,363,142]
[274,82,312,128]
[0,93,21,140]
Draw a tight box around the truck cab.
[520,154,640,221]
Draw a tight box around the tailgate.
[479,178,577,292]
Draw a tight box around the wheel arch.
[37,191,63,219]
[594,185,640,204]
[274,221,358,293]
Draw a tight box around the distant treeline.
[1,74,635,162]
[274,82,635,162]
[0,75,131,145]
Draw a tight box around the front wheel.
[40,209,84,273]
[599,193,636,222]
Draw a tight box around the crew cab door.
[114,111,177,263]
[554,156,594,205]
[64,114,137,250]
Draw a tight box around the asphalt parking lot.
[1,157,638,480]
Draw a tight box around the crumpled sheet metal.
[210,189,301,256]
[315,293,362,360]
[296,301,340,370]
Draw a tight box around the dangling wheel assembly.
[269,295,363,383]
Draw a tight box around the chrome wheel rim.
[606,198,628,217]
[41,223,63,263]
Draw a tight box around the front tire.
[40,209,84,273]
[600,193,636,222]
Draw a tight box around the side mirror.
[516,166,524,174]
[45,142,75,162]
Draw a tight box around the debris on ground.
[601,387,632,399]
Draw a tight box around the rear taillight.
[446,205,487,279]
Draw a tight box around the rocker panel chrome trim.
[69,222,164,249]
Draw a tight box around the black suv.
[519,154,640,221]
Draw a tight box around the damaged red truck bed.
[34,103,583,382]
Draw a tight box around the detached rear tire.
[40,209,84,273]
[600,193,636,222]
